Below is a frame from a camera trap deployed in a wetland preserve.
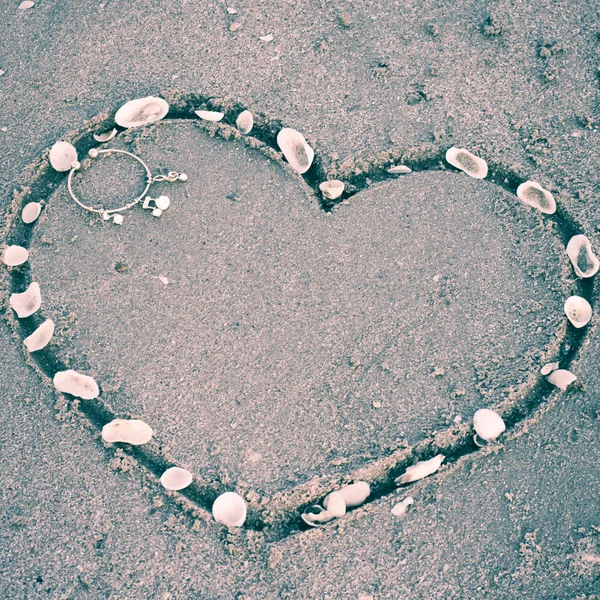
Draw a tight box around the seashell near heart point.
[330,481,370,508]
[195,110,224,122]
[276,127,314,174]
[22,201,42,224]
[473,408,506,444]
[566,235,599,278]
[236,110,253,134]
[49,141,78,172]
[2,245,29,266]
[53,369,99,400]
[319,180,345,200]
[391,496,414,517]
[564,295,592,328]
[93,128,117,143]
[323,491,346,517]
[160,467,193,491]
[445,147,488,179]
[387,165,412,174]
[516,181,556,214]
[540,362,559,376]
[115,97,169,128]
[397,454,445,485]
[10,282,41,318]
[546,369,577,391]
[24,319,54,352]
[212,491,247,527]
[102,419,153,445]
[301,504,336,527]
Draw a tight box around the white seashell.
[10,282,41,318]
[301,505,335,527]
[540,362,559,376]
[102,418,153,445]
[391,496,414,517]
[323,491,346,517]
[22,201,42,224]
[516,181,556,215]
[195,110,224,122]
[332,481,370,508]
[24,319,54,352]
[2,245,29,266]
[53,369,99,400]
[276,128,314,174]
[387,165,412,174]
[564,295,592,328]
[260,34,274,42]
[445,147,488,179]
[19,1,34,9]
[473,408,506,442]
[236,110,253,134]
[49,141,78,172]
[155,195,170,211]
[212,491,247,527]
[397,454,445,485]
[566,235,599,278]
[319,180,345,200]
[546,369,577,391]
[160,467,193,491]
[115,97,169,128]
[93,128,117,143]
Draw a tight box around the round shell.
[101,419,153,445]
[332,481,370,508]
[195,110,224,122]
[93,128,117,143]
[564,295,592,328]
[566,235,599,278]
[22,202,42,224]
[24,319,54,352]
[516,181,556,215]
[445,147,488,179]
[212,492,247,527]
[319,180,345,200]
[160,467,193,491]
[276,128,314,174]
[473,408,506,442]
[540,362,559,376]
[9,282,41,318]
[2,245,29,266]
[387,165,412,174]
[546,369,577,391]
[49,141,78,172]
[115,97,169,128]
[53,369,99,400]
[323,491,346,517]
[236,110,253,134]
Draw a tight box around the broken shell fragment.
[332,481,370,508]
[301,505,336,527]
[93,128,117,143]
[2,245,29,266]
[319,180,345,200]
[546,369,577,391]
[19,1,34,10]
[212,492,247,527]
[516,181,556,215]
[391,496,414,517]
[22,201,42,224]
[115,96,169,128]
[9,282,41,318]
[160,467,193,491]
[473,408,506,443]
[53,369,99,400]
[397,454,445,485]
[259,34,274,42]
[49,141,78,172]
[101,419,153,445]
[564,295,592,328]
[387,165,412,174]
[236,110,253,134]
[24,319,54,352]
[276,127,314,174]
[540,362,559,376]
[445,147,488,179]
[195,110,224,122]
[566,235,599,278]
[323,491,346,517]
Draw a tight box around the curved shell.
[10,282,41,318]
[212,492,247,527]
[160,467,193,491]
[102,418,153,445]
[391,496,414,517]
[566,235,599,278]
[323,491,346,517]
[276,128,314,174]
[22,201,42,224]
[564,295,592,328]
[473,408,506,442]
[195,110,224,122]
[540,362,559,376]
[115,97,169,128]
[2,245,29,266]
[319,180,345,200]
[53,369,99,399]
[387,165,412,174]
[49,141,78,172]
[236,110,253,134]
[93,128,117,143]
[445,147,488,179]
[24,319,54,352]
[397,454,445,485]
[331,481,370,508]
[546,369,577,391]
[516,181,556,215]
[301,504,335,527]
